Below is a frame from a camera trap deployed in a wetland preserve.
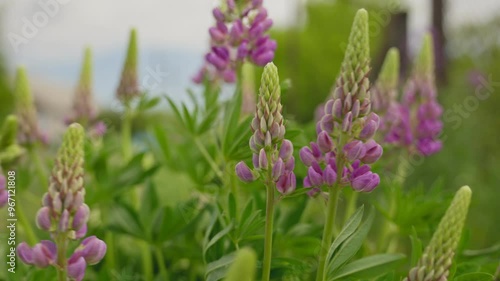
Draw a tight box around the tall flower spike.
[116,29,140,103]
[304,9,382,194]
[385,34,443,156]
[235,63,296,281]
[14,67,45,145]
[404,186,472,281]
[17,123,106,280]
[67,48,97,126]
[194,0,277,83]
[372,48,400,114]
[236,62,295,194]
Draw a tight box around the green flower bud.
[414,33,434,81]
[50,123,85,199]
[372,48,400,113]
[14,67,43,144]
[116,29,140,103]
[404,186,472,281]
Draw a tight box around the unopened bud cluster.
[65,48,107,138]
[300,9,382,194]
[194,0,277,83]
[116,29,140,103]
[14,68,47,145]
[17,124,106,281]
[404,186,471,281]
[236,63,296,194]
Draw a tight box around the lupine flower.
[404,186,472,281]
[385,34,443,156]
[17,123,106,280]
[300,9,382,194]
[194,0,277,84]
[65,48,107,137]
[14,67,47,145]
[116,29,140,103]
[235,62,296,194]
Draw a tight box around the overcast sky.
[0,0,499,105]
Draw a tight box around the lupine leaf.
[454,273,494,281]
[326,205,365,263]
[329,254,406,280]
[328,207,375,275]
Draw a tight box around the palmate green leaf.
[151,123,171,163]
[181,103,196,134]
[222,87,243,156]
[204,220,235,257]
[206,252,236,279]
[453,272,494,281]
[197,105,220,135]
[326,205,365,263]
[165,96,186,128]
[328,206,375,276]
[108,202,145,239]
[329,254,406,280]
[140,181,159,230]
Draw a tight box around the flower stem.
[140,240,153,281]
[194,137,224,179]
[122,106,133,161]
[316,134,346,281]
[261,181,275,281]
[315,185,340,281]
[105,231,116,275]
[155,247,169,281]
[56,233,68,281]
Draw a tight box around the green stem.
[105,231,116,275]
[56,233,68,281]
[261,181,275,281]
[194,138,224,179]
[315,185,341,281]
[316,134,346,281]
[16,203,37,246]
[140,240,153,281]
[122,107,133,161]
[155,247,169,281]
[343,190,358,225]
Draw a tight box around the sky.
[1,0,499,107]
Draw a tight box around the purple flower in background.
[194,0,277,84]
[384,34,443,156]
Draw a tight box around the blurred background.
[0,0,499,247]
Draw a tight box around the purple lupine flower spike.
[384,34,443,156]
[300,9,382,194]
[235,63,296,194]
[17,124,106,279]
[194,0,277,84]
